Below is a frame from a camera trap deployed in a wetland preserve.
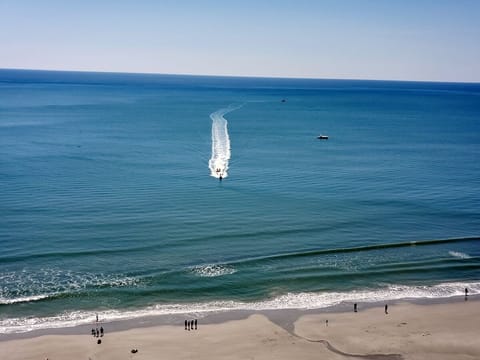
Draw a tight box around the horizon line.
[1,67,479,85]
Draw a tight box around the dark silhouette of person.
[185,320,187,330]
[91,328,95,337]
[194,319,197,330]
[354,303,357,312]
[188,320,190,331]
[385,304,388,314]
[465,288,469,296]
[219,175,223,181]
[96,328,99,337]
[325,319,328,327]
[100,327,104,337]
[190,320,194,330]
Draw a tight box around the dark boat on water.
[317,135,329,140]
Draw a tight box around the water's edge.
[1,293,477,342]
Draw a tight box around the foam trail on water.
[209,105,241,179]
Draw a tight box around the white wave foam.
[1,281,479,334]
[0,269,139,305]
[208,105,241,179]
[0,294,51,305]
[256,281,479,310]
[448,251,471,259]
[191,264,237,277]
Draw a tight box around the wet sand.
[1,299,479,360]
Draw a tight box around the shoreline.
[2,280,478,338]
[1,295,479,360]
[1,293,477,342]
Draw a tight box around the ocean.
[1,69,479,334]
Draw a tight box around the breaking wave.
[191,264,237,277]
[449,251,471,259]
[1,281,479,334]
[0,269,139,305]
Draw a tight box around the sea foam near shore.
[1,281,478,334]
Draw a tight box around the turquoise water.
[1,69,479,333]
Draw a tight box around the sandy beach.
[1,298,479,360]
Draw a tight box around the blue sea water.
[1,69,479,333]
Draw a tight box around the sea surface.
[1,69,479,334]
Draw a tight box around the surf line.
[208,104,242,180]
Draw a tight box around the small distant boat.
[317,135,329,140]
[281,99,286,103]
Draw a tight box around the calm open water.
[1,69,479,333]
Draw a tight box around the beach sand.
[1,299,479,360]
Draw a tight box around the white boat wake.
[208,105,241,179]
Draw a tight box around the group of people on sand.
[91,326,104,338]
[185,319,198,331]
[91,314,104,343]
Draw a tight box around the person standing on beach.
[100,326,104,337]
[385,304,388,314]
[96,328,99,337]
[354,303,357,312]
[194,319,197,330]
[185,320,187,330]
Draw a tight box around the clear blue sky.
[1,0,479,82]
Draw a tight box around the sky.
[1,0,479,82]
